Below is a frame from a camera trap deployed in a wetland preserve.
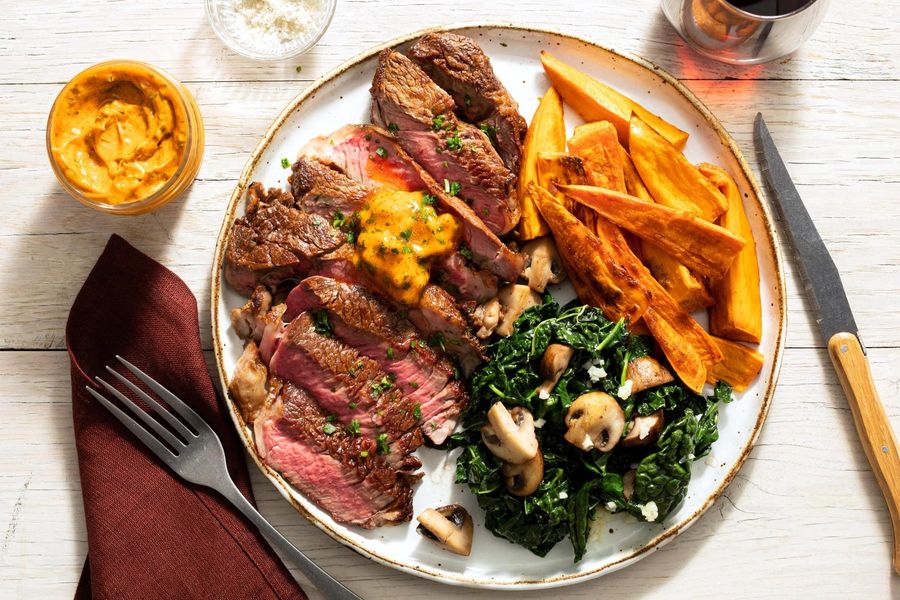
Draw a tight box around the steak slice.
[370,50,520,235]
[408,284,487,376]
[224,182,348,296]
[255,379,413,528]
[269,312,423,462]
[289,157,370,218]
[433,252,499,303]
[284,276,469,444]
[300,124,523,282]
[408,32,526,173]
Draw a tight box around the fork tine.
[85,386,178,465]
[116,356,210,434]
[95,377,185,451]
[105,366,194,441]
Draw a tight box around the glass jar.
[46,60,204,215]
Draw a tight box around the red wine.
[726,0,813,16]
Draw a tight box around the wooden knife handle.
[828,331,900,575]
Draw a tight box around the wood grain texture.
[828,332,900,575]
[2,0,900,597]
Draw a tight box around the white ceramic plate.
[211,24,786,589]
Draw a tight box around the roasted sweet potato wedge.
[561,185,746,279]
[567,121,627,193]
[621,148,712,311]
[540,51,689,150]
[700,163,763,344]
[707,335,764,392]
[629,114,727,222]
[643,308,706,393]
[532,184,649,324]
[518,87,566,241]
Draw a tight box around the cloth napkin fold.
[66,234,306,600]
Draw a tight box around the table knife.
[754,113,900,575]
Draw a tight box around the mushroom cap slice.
[502,451,545,497]
[474,297,502,339]
[496,284,542,337]
[481,402,539,464]
[626,356,674,394]
[563,392,625,452]
[621,410,665,448]
[536,343,574,397]
[522,237,566,292]
[416,504,474,556]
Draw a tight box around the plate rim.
[210,22,787,589]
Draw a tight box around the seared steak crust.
[408,284,487,376]
[224,182,347,296]
[370,50,520,236]
[408,33,526,173]
[257,380,413,528]
[285,276,470,444]
[289,157,370,218]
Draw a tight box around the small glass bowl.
[205,0,337,61]
[46,61,204,215]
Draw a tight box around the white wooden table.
[3,1,900,598]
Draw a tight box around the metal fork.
[86,356,362,600]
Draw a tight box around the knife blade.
[753,113,859,346]
[754,113,900,575]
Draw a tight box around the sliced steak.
[284,276,469,444]
[269,312,423,461]
[408,32,526,173]
[408,284,487,376]
[433,252,499,303]
[255,380,413,528]
[224,182,348,296]
[370,50,520,235]
[289,157,370,218]
[301,124,523,282]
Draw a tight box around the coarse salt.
[222,0,328,53]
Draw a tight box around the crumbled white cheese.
[537,388,550,400]
[636,418,652,440]
[617,379,634,400]
[605,501,618,513]
[534,418,546,429]
[581,433,594,451]
[558,491,568,500]
[222,0,329,52]
[688,453,695,461]
[587,365,607,382]
[639,501,659,522]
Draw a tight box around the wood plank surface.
[2,0,900,598]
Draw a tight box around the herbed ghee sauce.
[49,63,189,205]
[356,189,460,305]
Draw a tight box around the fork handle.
[829,332,900,575]
[217,481,363,599]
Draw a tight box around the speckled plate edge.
[210,23,787,589]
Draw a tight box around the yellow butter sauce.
[356,189,460,305]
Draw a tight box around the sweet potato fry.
[540,51,689,150]
[707,335,764,392]
[560,185,746,279]
[517,87,566,241]
[629,114,727,222]
[536,152,588,200]
[643,308,706,393]
[622,148,712,311]
[700,163,763,344]
[568,122,627,194]
[532,185,649,324]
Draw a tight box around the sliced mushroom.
[626,356,674,394]
[621,410,665,448]
[536,343,574,397]
[416,504,474,556]
[623,469,636,501]
[480,403,539,464]
[502,451,545,497]
[229,342,269,423]
[563,392,626,452]
[473,297,502,339]
[496,284,542,337]
[522,237,567,292]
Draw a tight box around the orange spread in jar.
[48,64,189,205]
[356,189,460,305]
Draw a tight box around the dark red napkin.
[66,234,306,600]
